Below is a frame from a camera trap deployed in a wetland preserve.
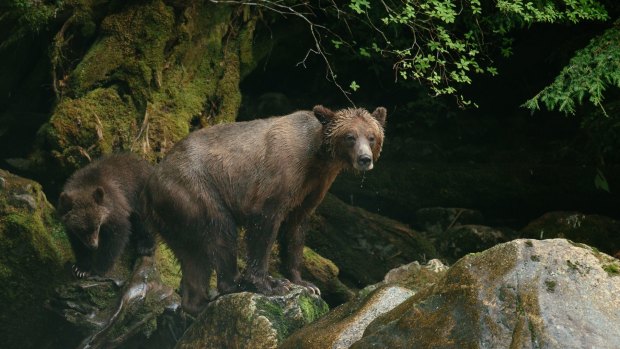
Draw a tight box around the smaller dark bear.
[57,153,155,278]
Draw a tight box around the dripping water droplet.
[360,171,366,188]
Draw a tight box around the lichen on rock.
[176,287,329,349]
[352,239,620,349]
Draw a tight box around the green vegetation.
[602,263,620,276]
[0,170,73,348]
[525,20,620,115]
[255,0,609,105]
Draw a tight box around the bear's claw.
[72,264,91,279]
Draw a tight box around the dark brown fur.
[143,105,386,314]
[58,153,155,277]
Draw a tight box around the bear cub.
[58,153,155,278]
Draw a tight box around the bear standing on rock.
[58,153,155,278]
[143,105,387,314]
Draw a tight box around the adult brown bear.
[143,105,387,314]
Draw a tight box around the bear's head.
[314,105,387,171]
[57,187,111,250]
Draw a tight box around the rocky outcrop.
[522,211,620,256]
[352,239,620,348]
[280,259,448,349]
[308,194,439,288]
[176,287,328,349]
[0,169,73,348]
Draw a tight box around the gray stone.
[280,259,447,349]
[352,239,620,349]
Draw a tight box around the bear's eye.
[368,135,376,143]
[345,134,356,144]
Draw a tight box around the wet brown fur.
[58,153,155,276]
[142,105,387,314]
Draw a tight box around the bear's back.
[160,111,323,179]
[63,153,152,207]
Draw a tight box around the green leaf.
[595,169,610,192]
[350,80,360,91]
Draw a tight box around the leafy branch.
[524,19,620,115]
[214,0,609,107]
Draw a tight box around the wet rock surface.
[352,239,620,349]
[280,259,447,349]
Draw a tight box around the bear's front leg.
[130,213,156,256]
[92,218,130,276]
[278,212,321,296]
[241,221,290,295]
[67,233,93,279]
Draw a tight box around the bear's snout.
[356,154,373,171]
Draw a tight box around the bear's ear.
[372,107,387,127]
[93,187,105,205]
[58,192,73,211]
[313,105,336,125]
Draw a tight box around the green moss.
[297,293,329,323]
[0,170,73,348]
[154,242,181,289]
[530,255,540,262]
[36,2,260,173]
[525,240,533,247]
[602,263,620,276]
[544,279,556,293]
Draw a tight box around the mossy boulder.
[176,287,329,349]
[307,194,438,288]
[0,169,73,348]
[31,0,261,179]
[280,259,448,349]
[521,211,620,256]
[352,239,620,348]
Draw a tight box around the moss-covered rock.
[31,0,261,179]
[176,287,329,349]
[0,169,73,348]
[352,239,620,348]
[280,259,447,349]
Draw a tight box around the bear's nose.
[358,155,372,167]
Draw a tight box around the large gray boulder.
[352,239,620,348]
[280,259,448,349]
